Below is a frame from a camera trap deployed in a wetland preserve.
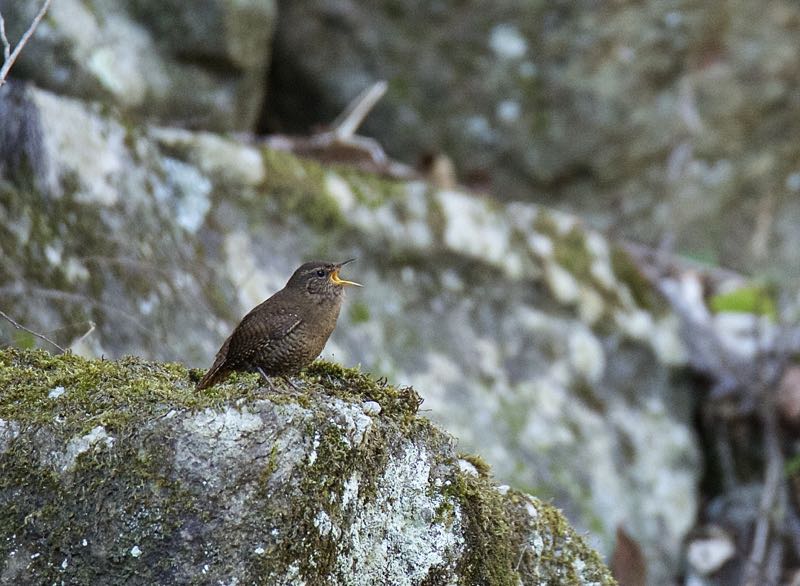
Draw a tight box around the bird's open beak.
[331,259,362,287]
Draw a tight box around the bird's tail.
[196,338,232,391]
[196,364,231,391]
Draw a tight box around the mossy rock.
[0,348,614,585]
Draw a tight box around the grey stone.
[2,0,275,130]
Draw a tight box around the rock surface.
[2,0,275,130]
[0,348,614,585]
[266,0,800,283]
[0,84,696,583]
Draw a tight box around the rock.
[0,348,614,585]
[2,0,275,130]
[686,526,736,576]
[265,0,800,283]
[0,85,698,583]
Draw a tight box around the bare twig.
[712,416,737,491]
[308,80,390,164]
[515,543,529,571]
[764,535,783,586]
[0,12,11,63]
[0,285,156,337]
[741,399,785,586]
[71,320,96,348]
[329,80,388,141]
[0,0,54,87]
[263,80,414,178]
[0,308,66,352]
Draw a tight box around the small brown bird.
[196,260,361,390]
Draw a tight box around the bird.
[196,259,361,391]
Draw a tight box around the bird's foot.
[256,367,280,392]
[282,376,300,391]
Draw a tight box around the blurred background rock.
[2,1,799,584]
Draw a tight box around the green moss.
[0,167,196,353]
[301,360,423,425]
[446,470,519,586]
[281,423,354,575]
[337,166,407,209]
[530,212,666,320]
[553,227,592,280]
[0,349,217,584]
[610,245,664,314]
[427,192,447,244]
[11,331,36,349]
[0,348,426,584]
[0,348,274,433]
[786,452,800,477]
[509,492,616,585]
[458,453,492,477]
[532,213,560,240]
[260,147,345,230]
[572,379,606,414]
[259,145,407,228]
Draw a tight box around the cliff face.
[0,348,614,585]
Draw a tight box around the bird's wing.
[224,304,303,367]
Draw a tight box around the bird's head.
[287,259,362,299]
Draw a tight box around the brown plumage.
[196,260,361,390]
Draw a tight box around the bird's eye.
[316,269,326,277]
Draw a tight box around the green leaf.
[709,284,777,319]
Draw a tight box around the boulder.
[2,0,275,130]
[0,348,614,585]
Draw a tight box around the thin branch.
[71,320,96,348]
[0,0,54,87]
[0,308,66,353]
[263,79,415,178]
[0,12,11,63]
[307,80,390,164]
[0,285,157,337]
[712,416,737,491]
[741,402,784,586]
[330,80,388,140]
[764,534,783,586]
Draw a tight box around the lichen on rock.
[0,348,615,585]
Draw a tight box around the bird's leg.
[282,375,300,391]
[256,367,279,392]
